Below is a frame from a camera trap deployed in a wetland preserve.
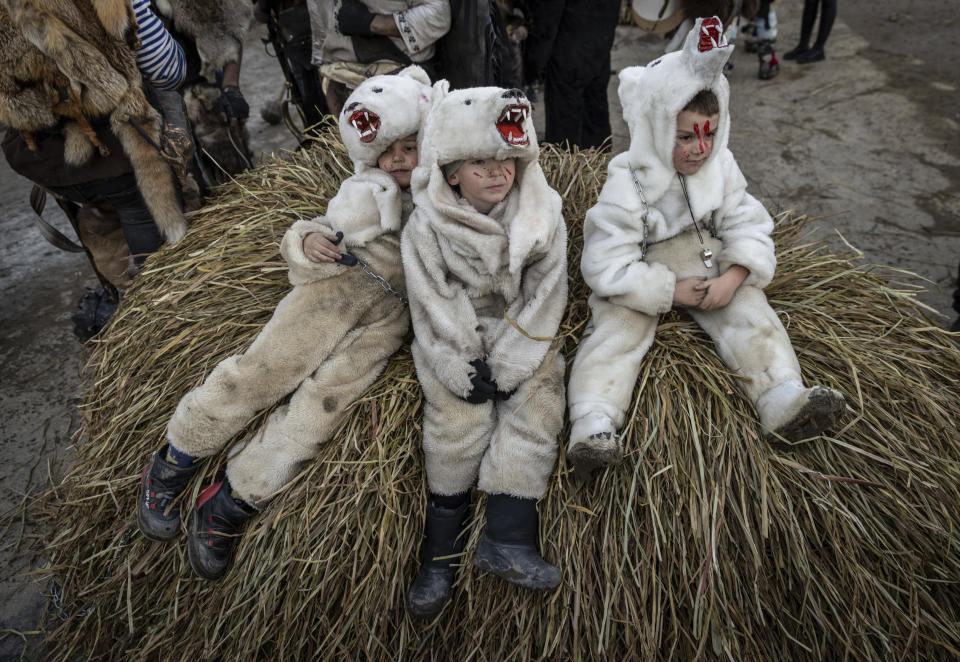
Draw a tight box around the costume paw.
[769,386,845,443]
[567,430,623,481]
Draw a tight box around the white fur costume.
[402,84,568,499]
[165,67,432,506]
[567,19,843,448]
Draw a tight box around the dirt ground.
[1,1,958,658]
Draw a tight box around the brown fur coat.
[0,0,186,242]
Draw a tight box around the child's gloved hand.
[673,276,707,308]
[465,359,498,404]
[337,1,377,36]
[302,231,344,263]
[695,265,749,311]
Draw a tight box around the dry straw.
[26,124,960,661]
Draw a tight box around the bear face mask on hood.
[618,16,734,203]
[413,83,562,273]
[338,65,433,172]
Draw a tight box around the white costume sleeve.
[486,222,568,393]
[281,172,400,285]
[392,0,452,57]
[402,214,485,398]
[580,170,677,316]
[280,218,348,286]
[714,153,776,289]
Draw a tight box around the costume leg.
[567,294,658,431]
[166,281,365,458]
[226,302,408,505]
[413,339,497,497]
[476,345,566,500]
[799,0,818,47]
[690,285,844,438]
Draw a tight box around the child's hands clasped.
[673,276,708,308]
[302,232,343,263]
[692,265,749,311]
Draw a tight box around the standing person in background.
[309,0,451,117]
[151,0,254,182]
[525,0,620,149]
[1,0,187,337]
[783,0,836,64]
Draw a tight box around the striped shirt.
[133,0,185,90]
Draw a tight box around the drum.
[631,0,685,34]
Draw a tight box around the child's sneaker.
[187,474,257,580]
[136,446,199,542]
[757,41,780,80]
[567,412,623,480]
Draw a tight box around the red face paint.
[693,123,705,153]
[472,172,482,178]
[504,167,513,177]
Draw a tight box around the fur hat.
[413,83,558,272]
[338,65,433,172]
[617,16,734,202]
[417,82,539,174]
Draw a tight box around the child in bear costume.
[136,66,432,580]
[402,84,568,618]
[565,18,845,479]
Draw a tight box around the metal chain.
[628,165,650,258]
[47,527,133,622]
[355,257,407,305]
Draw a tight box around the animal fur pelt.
[152,0,253,180]
[0,0,186,242]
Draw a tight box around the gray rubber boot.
[473,494,561,590]
[407,493,470,619]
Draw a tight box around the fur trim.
[152,0,251,80]
[338,65,433,171]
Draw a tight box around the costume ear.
[431,79,450,104]
[399,64,431,87]
[617,66,646,105]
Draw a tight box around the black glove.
[337,1,376,36]
[216,86,249,123]
[464,359,498,404]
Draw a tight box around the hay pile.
[31,128,960,661]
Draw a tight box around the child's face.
[447,158,517,214]
[673,110,719,176]
[377,136,418,188]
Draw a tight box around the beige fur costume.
[402,84,568,500]
[165,67,432,506]
[567,19,844,453]
[0,0,186,242]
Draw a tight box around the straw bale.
[26,124,960,661]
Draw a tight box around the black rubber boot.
[473,494,561,591]
[407,493,470,620]
[782,44,809,60]
[136,446,199,542]
[187,475,257,580]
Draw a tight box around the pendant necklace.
[677,172,714,268]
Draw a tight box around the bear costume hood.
[618,16,733,206]
[338,65,433,172]
[412,82,560,274]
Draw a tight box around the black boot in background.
[473,494,561,591]
[407,492,471,619]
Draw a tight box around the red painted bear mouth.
[496,104,530,146]
[349,109,380,143]
[698,17,727,52]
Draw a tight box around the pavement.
[1,1,958,658]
